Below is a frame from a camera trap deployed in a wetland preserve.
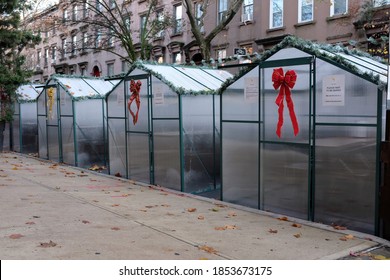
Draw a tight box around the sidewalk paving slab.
[1,152,389,260]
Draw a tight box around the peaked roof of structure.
[16,84,43,102]
[220,36,388,92]
[127,61,234,95]
[45,75,120,100]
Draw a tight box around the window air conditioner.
[242,13,253,23]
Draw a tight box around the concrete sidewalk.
[0,152,389,260]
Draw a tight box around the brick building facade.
[22,0,390,83]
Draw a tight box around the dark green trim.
[260,57,314,68]
[316,122,377,127]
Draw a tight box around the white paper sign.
[322,75,345,106]
[244,77,259,102]
[154,85,164,105]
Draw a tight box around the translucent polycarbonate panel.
[14,103,20,114]
[59,87,73,116]
[80,78,119,97]
[12,116,20,152]
[222,66,259,121]
[142,64,209,92]
[172,67,231,90]
[266,47,312,61]
[260,143,309,219]
[1,122,11,152]
[61,116,75,166]
[153,120,181,191]
[16,84,41,101]
[38,116,47,159]
[182,95,217,193]
[107,81,126,118]
[314,126,376,234]
[152,79,179,118]
[126,133,150,183]
[261,65,311,142]
[316,59,378,124]
[20,103,38,154]
[125,78,149,132]
[37,92,46,115]
[56,77,100,98]
[222,122,259,208]
[214,96,221,188]
[108,118,126,178]
[75,100,106,168]
[47,126,60,162]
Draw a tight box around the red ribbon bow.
[272,68,299,138]
[128,80,142,125]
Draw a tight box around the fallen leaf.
[115,172,122,177]
[277,216,289,221]
[227,212,237,217]
[198,245,217,254]
[9,234,24,239]
[372,254,390,260]
[111,204,120,207]
[215,226,226,231]
[25,221,35,225]
[210,208,219,212]
[198,215,205,220]
[345,234,354,239]
[214,203,227,208]
[333,225,347,230]
[82,220,90,224]
[292,223,302,228]
[294,233,302,238]
[111,227,120,231]
[269,229,278,234]
[39,240,57,248]
[187,208,197,212]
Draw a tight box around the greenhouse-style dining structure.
[220,36,388,235]
[106,62,233,194]
[37,75,118,168]
[12,83,42,154]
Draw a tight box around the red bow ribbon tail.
[285,90,299,136]
[275,86,285,138]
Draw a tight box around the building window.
[216,48,227,59]
[270,0,283,28]
[96,0,102,12]
[174,4,182,34]
[195,2,205,32]
[298,0,313,22]
[109,0,116,9]
[156,10,165,37]
[95,29,101,48]
[374,0,390,7]
[81,32,88,53]
[71,35,77,56]
[173,52,182,64]
[121,60,129,72]
[72,5,78,21]
[242,0,254,22]
[81,67,87,76]
[218,0,228,23]
[37,50,41,65]
[83,0,89,18]
[107,63,114,76]
[330,0,348,16]
[107,28,114,47]
[140,14,147,37]
[44,48,49,66]
[63,9,68,23]
[51,46,57,62]
[61,38,67,58]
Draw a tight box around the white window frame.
[242,0,254,22]
[71,35,77,56]
[298,0,313,23]
[218,0,228,23]
[174,5,183,34]
[270,0,283,29]
[330,0,348,17]
[374,0,390,7]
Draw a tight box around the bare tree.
[183,0,245,61]
[61,0,172,62]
